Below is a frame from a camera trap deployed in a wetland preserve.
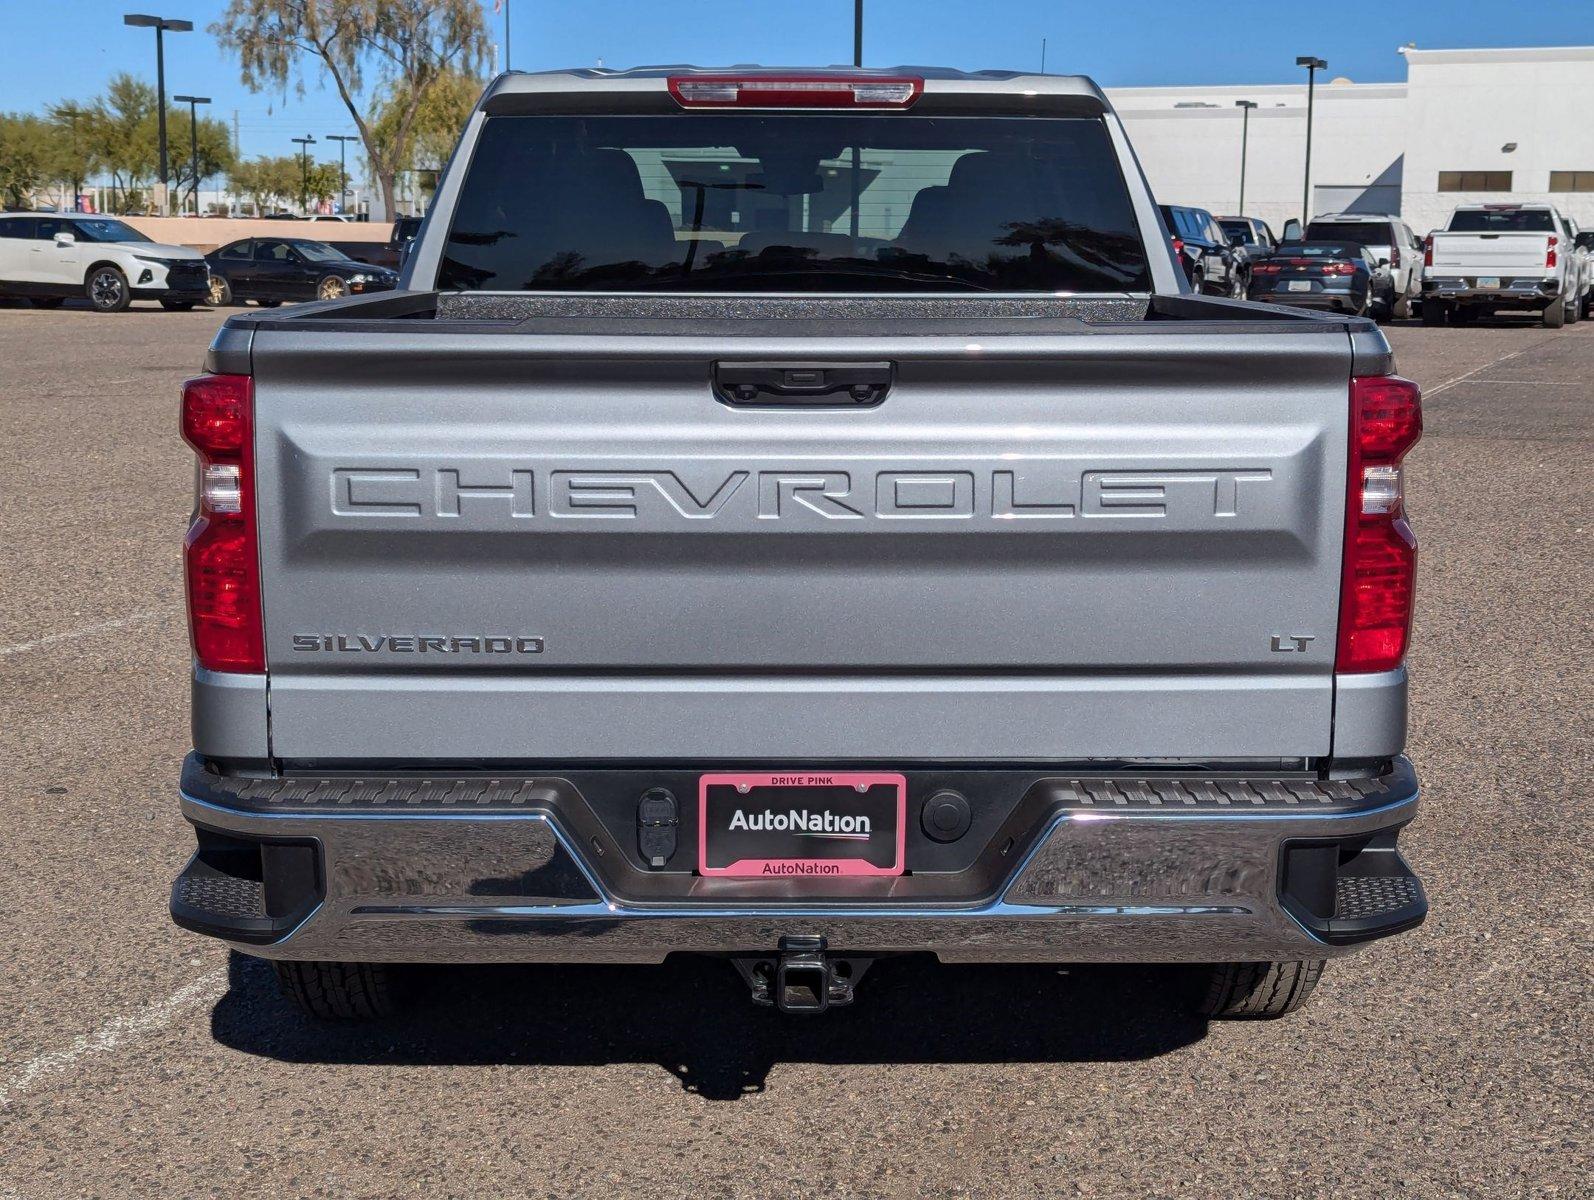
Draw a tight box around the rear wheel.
[1193,960,1326,1019]
[85,265,131,313]
[1543,297,1566,329]
[274,961,399,1020]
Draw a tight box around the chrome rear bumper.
[174,759,1424,965]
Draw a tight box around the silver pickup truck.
[171,66,1427,1021]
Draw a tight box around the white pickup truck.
[1422,203,1587,327]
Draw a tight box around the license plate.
[1477,277,1501,289]
[699,772,906,878]
[1288,280,1314,292]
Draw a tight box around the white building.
[1105,44,1594,235]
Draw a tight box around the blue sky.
[9,0,1594,171]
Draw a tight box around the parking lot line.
[1422,332,1576,398]
[0,970,226,1109]
[0,610,163,658]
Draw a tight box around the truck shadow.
[210,952,1208,1100]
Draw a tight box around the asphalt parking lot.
[0,301,1589,1198]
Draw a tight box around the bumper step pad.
[175,868,266,921]
[1337,873,1422,921]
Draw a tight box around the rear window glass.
[1304,221,1390,245]
[439,114,1151,293]
[1219,219,1254,243]
[1446,208,1557,233]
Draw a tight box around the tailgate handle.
[714,361,892,407]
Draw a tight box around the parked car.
[1575,230,1594,318]
[1305,214,1423,319]
[170,67,1427,1024]
[0,213,210,312]
[1218,216,1279,260]
[1159,204,1246,297]
[327,219,422,272]
[203,237,399,306]
[1422,203,1581,327]
[1247,240,1395,317]
[1559,215,1593,319]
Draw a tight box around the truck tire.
[1421,299,1447,326]
[1193,960,1326,1019]
[1543,297,1566,328]
[274,960,398,1020]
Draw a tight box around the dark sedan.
[1246,241,1395,318]
[203,237,398,306]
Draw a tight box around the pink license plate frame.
[698,771,907,878]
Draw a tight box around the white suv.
[1304,213,1425,318]
[0,214,211,312]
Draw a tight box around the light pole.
[326,134,360,216]
[123,14,193,215]
[173,94,210,215]
[849,0,864,241]
[1235,100,1257,214]
[1296,56,1327,227]
[292,135,317,214]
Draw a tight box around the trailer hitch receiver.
[732,936,873,1013]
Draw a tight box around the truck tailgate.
[251,324,1352,763]
[1430,232,1550,273]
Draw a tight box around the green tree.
[76,74,159,211]
[43,102,99,208]
[229,154,301,214]
[228,153,341,213]
[302,160,344,208]
[166,109,238,213]
[370,65,481,188]
[0,113,64,208]
[212,0,488,218]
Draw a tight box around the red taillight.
[667,74,922,108]
[1546,234,1558,269]
[182,373,263,674]
[1322,260,1357,276]
[1423,237,1433,268]
[1252,262,1282,274]
[1338,376,1422,674]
